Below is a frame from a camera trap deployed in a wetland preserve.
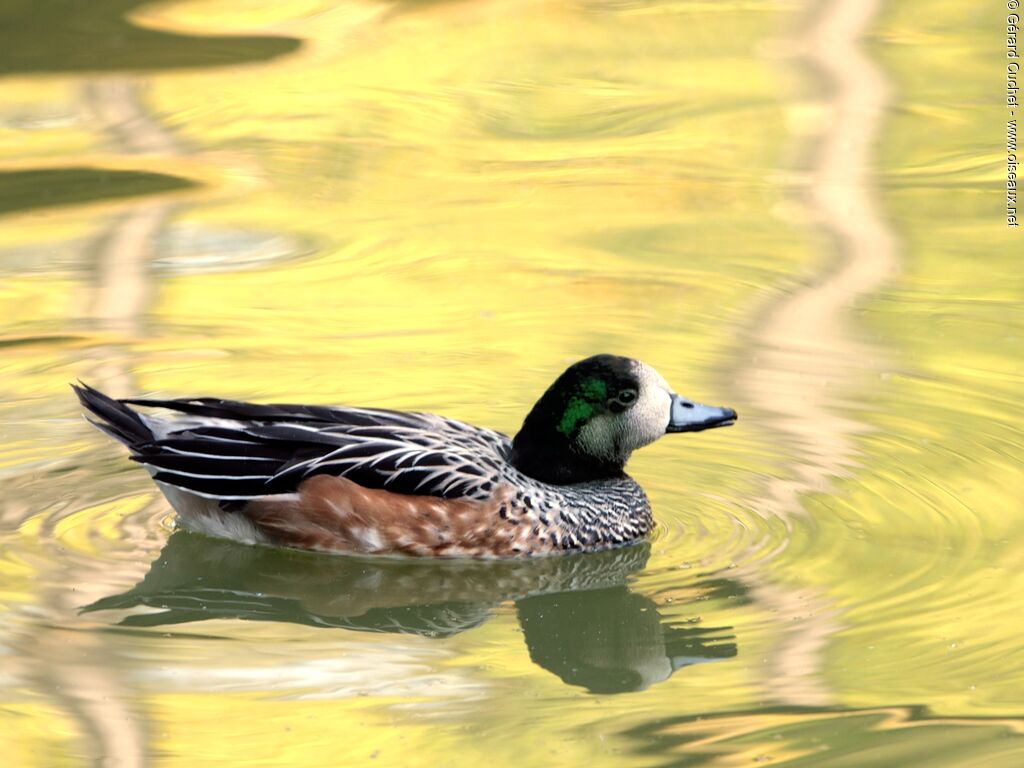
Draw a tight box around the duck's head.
[510,354,736,485]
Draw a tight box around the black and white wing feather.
[75,385,513,502]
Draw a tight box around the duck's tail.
[72,382,154,449]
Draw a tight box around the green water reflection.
[0,0,299,74]
[0,168,195,215]
[85,534,737,693]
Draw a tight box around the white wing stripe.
[160,446,277,461]
[139,463,272,481]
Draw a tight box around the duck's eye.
[614,389,638,406]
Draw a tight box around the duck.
[74,354,736,558]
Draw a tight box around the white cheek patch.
[625,384,671,451]
[576,363,675,460]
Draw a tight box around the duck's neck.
[510,407,626,486]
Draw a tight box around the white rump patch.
[157,482,270,545]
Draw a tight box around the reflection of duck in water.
[74,355,736,557]
[84,533,737,693]
[518,587,737,693]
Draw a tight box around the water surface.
[1,1,1022,766]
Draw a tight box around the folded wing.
[78,386,511,502]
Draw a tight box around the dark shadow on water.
[0,0,300,76]
[83,531,738,693]
[0,168,197,217]
[623,705,1024,767]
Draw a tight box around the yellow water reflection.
[1,0,1022,766]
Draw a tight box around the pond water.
[1,0,1022,766]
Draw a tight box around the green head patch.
[556,378,608,436]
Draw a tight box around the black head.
[509,355,736,485]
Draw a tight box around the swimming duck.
[74,354,736,558]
